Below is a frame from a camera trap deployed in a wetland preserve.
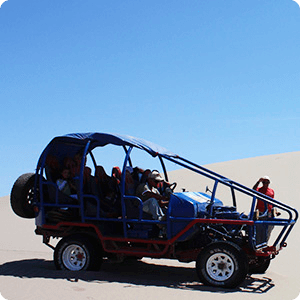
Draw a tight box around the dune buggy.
[11,133,298,288]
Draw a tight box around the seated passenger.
[111,166,122,184]
[56,168,77,198]
[131,166,146,190]
[96,166,117,196]
[83,166,98,195]
[45,154,60,181]
[136,170,169,221]
[95,166,121,217]
[64,157,76,177]
[125,167,135,196]
[73,150,86,177]
[139,169,151,184]
[131,166,143,180]
[64,150,86,178]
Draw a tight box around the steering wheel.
[168,182,177,192]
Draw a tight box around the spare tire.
[10,173,37,218]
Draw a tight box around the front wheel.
[54,235,102,271]
[196,242,249,288]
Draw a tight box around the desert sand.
[0,152,299,300]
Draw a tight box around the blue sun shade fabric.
[51,132,177,157]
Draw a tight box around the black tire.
[196,241,249,288]
[249,257,271,274]
[10,173,37,218]
[54,235,103,271]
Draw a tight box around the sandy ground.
[0,152,299,300]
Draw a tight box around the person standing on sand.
[252,175,274,215]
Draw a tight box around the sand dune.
[0,152,299,300]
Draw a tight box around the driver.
[136,170,169,221]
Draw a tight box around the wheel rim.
[62,244,87,271]
[206,252,235,281]
[26,187,35,207]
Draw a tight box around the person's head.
[139,169,150,183]
[125,169,133,180]
[74,150,86,165]
[262,175,271,186]
[125,166,133,174]
[64,157,75,169]
[74,152,82,163]
[96,165,107,179]
[61,168,70,179]
[132,167,144,181]
[83,166,92,183]
[46,154,60,170]
[112,166,122,184]
[148,170,164,187]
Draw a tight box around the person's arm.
[252,178,263,190]
[142,191,168,201]
[143,191,169,207]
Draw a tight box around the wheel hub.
[206,252,234,281]
[62,244,87,271]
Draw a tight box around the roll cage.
[35,132,298,253]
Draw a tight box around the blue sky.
[0,0,299,197]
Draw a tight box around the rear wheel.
[10,173,37,218]
[196,242,249,288]
[54,235,103,271]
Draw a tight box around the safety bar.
[160,154,298,250]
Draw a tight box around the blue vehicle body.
[10,132,298,288]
